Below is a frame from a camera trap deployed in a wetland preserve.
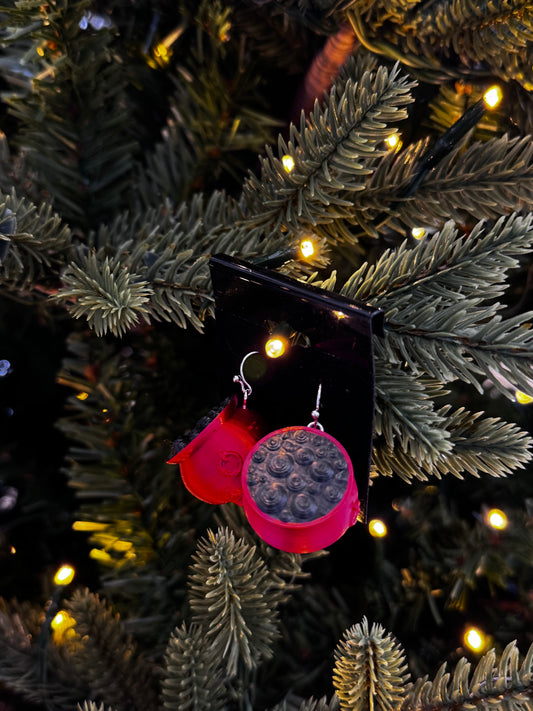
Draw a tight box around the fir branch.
[188,527,283,676]
[78,702,118,711]
[0,189,73,291]
[389,136,533,230]
[65,588,158,711]
[333,617,410,711]
[374,365,452,464]
[136,1,280,206]
[407,0,533,71]
[296,697,340,711]
[372,406,532,482]
[217,502,322,600]
[401,640,533,711]
[2,0,138,228]
[342,214,533,396]
[357,133,533,233]
[56,252,152,337]
[240,62,415,238]
[345,2,533,86]
[161,622,227,711]
[231,2,313,75]
[57,330,204,639]
[0,598,85,710]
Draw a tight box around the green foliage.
[366,135,533,233]
[137,0,281,206]
[58,253,152,336]
[343,214,533,397]
[188,527,284,676]
[333,617,409,711]
[161,622,227,711]
[0,189,73,292]
[403,640,533,711]
[373,405,532,481]
[0,597,87,710]
[241,61,415,240]
[56,329,208,636]
[0,0,138,228]
[345,0,533,88]
[78,702,117,711]
[65,588,158,711]
[297,698,340,711]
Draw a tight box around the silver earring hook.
[308,382,324,430]
[233,351,258,409]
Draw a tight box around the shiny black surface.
[209,253,384,518]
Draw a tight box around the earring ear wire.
[307,382,324,430]
[233,351,258,409]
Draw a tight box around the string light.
[486,508,508,530]
[299,239,315,258]
[369,519,387,537]
[411,227,426,240]
[463,626,487,652]
[89,548,112,563]
[72,520,108,531]
[53,564,75,586]
[483,86,503,109]
[282,154,295,172]
[515,390,533,405]
[265,336,288,359]
[385,133,402,151]
[76,392,89,401]
[51,610,76,644]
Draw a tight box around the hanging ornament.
[167,353,266,505]
[241,385,359,553]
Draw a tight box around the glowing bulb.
[282,154,295,172]
[483,86,502,109]
[299,239,315,258]
[486,508,508,530]
[89,548,112,563]
[515,390,533,405]
[411,227,426,240]
[464,626,486,652]
[53,565,75,586]
[72,520,108,531]
[76,392,89,401]
[51,611,72,630]
[385,133,401,150]
[10,546,15,555]
[265,336,288,359]
[369,519,387,537]
[51,610,76,644]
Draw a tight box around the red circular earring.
[241,384,360,553]
[167,352,266,505]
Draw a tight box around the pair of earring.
[167,352,360,553]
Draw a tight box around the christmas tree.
[1,1,533,710]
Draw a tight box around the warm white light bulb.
[369,519,387,537]
[265,337,288,359]
[464,627,486,652]
[53,565,75,586]
[411,227,426,240]
[515,390,533,405]
[385,133,401,150]
[486,508,508,531]
[483,86,502,109]
[282,154,295,172]
[300,239,315,258]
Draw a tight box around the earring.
[167,352,266,505]
[241,383,359,553]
